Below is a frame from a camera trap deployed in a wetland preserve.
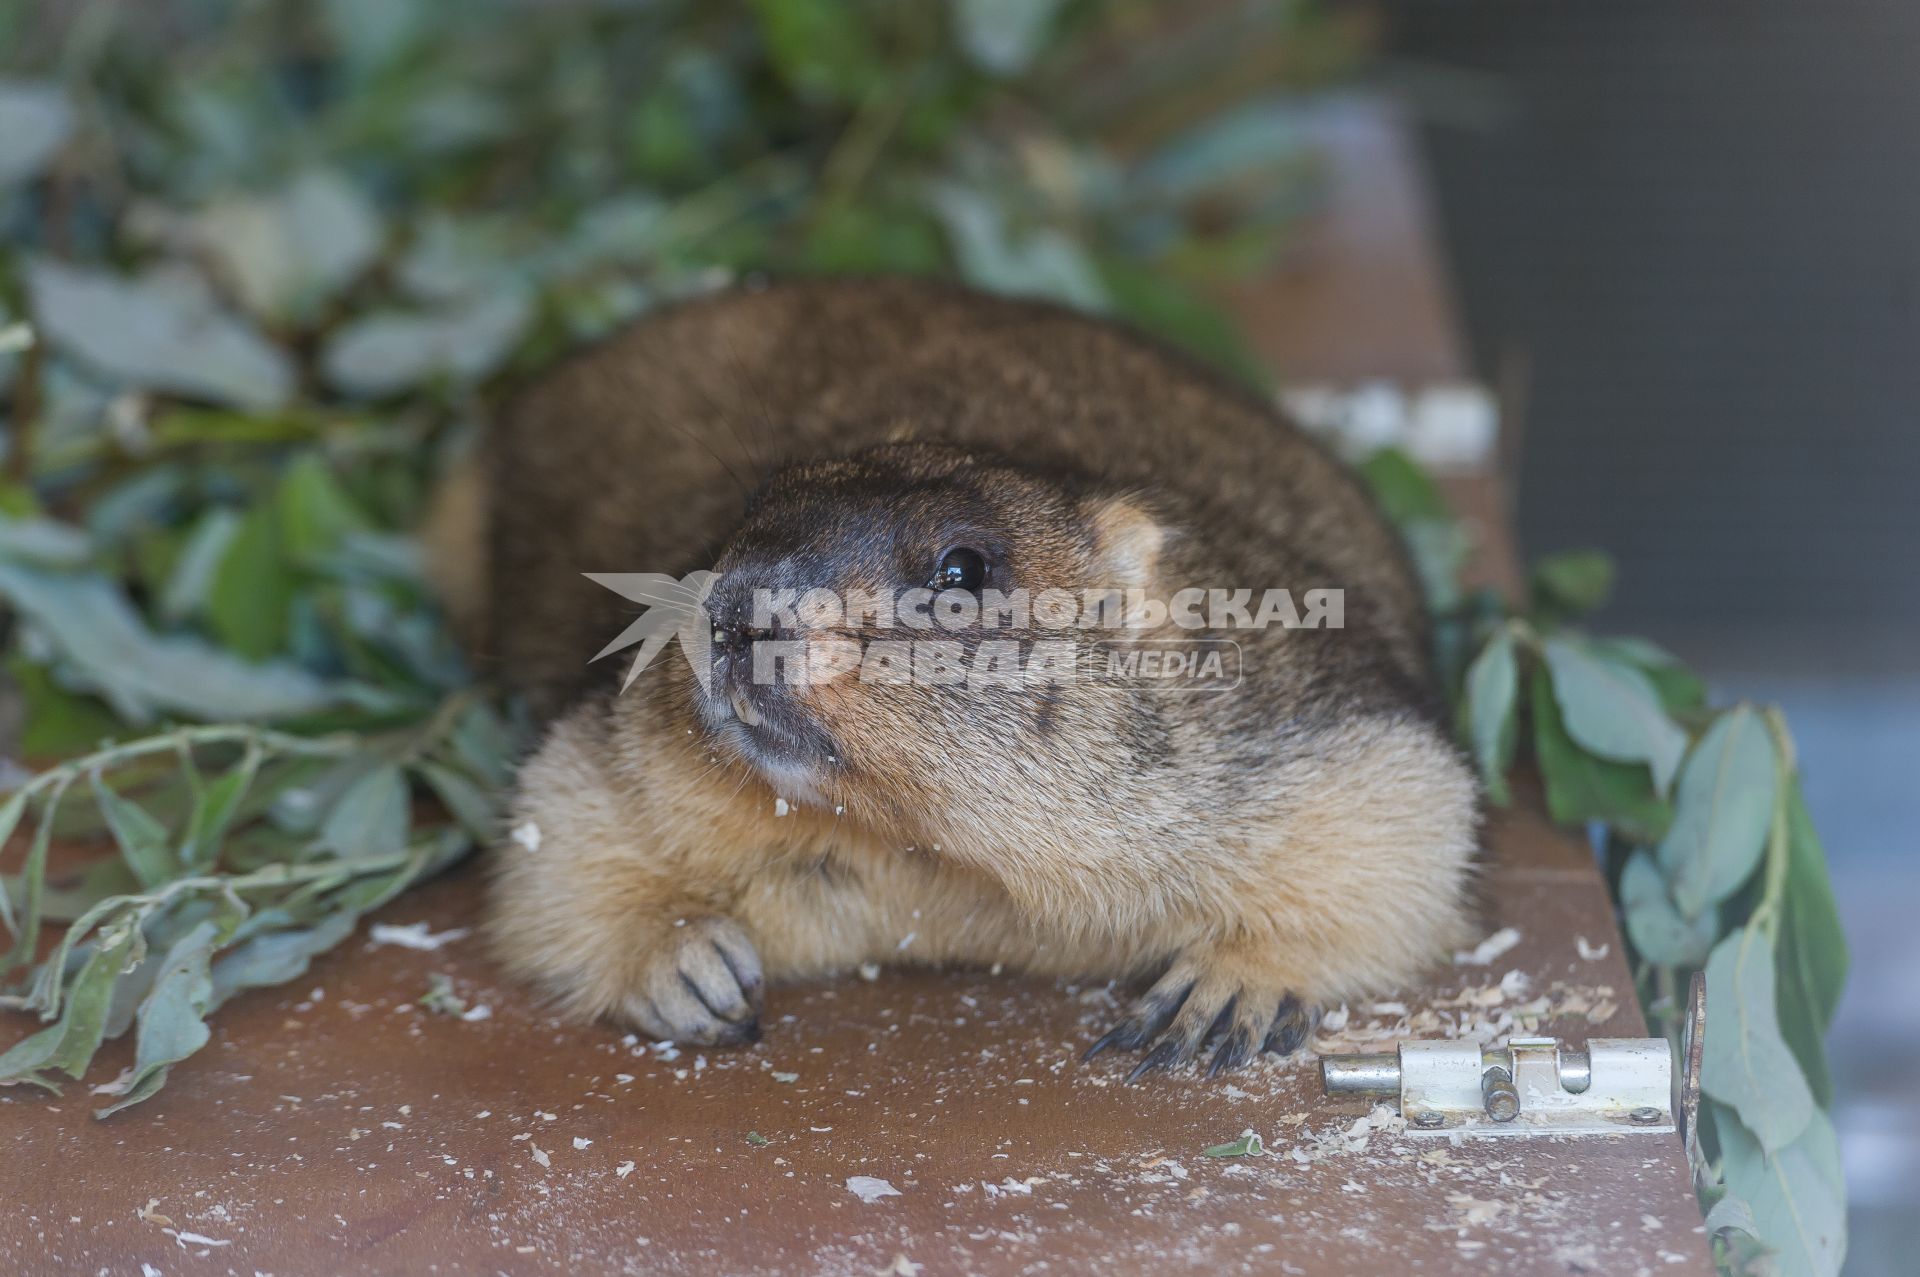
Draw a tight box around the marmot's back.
[481,277,1426,710]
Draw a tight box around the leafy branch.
[0,697,509,1114]
[1365,453,1849,1277]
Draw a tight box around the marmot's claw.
[1089,964,1317,1082]
[619,916,765,1047]
[1082,976,1191,1062]
[1262,996,1317,1055]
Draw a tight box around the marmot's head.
[691,441,1171,852]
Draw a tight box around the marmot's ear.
[1086,495,1166,591]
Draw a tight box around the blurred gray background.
[1387,0,1920,1269]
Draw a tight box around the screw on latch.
[1629,1106,1664,1125]
[1481,1066,1520,1122]
[1411,1110,1446,1129]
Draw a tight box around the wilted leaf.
[0,561,352,722]
[1460,626,1519,805]
[0,80,74,185]
[95,920,222,1116]
[1719,1107,1846,1277]
[321,764,410,856]
[320,292,531,398]
[27,260,295,411]
[1620,851,1714,967]
[953,0,1066,76]
[1702,929,1814,1153]
[1542,637,1687,795]
[1658,705,1777,917]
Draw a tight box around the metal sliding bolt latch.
[1321,1035,1678,1137]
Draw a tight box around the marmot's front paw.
[1082,955,1319,1082]
[616,916,766,1047]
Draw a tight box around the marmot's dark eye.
[932,546,988,594]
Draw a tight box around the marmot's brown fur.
[446,277,1478,1079]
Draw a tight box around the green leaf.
[1397,519,1471,614]
[0,913,141,1086]
[320,292,532,399]
[208,501,294,658]
[0,79,74,186]
[87,771,176,889]
[0,781,64,978]
[1719,1106,1846,1277]
[1657,705,1777,917]
[748,0,885,103]
[1702,929,1814,1153]
[1704,1193,1760,1240]
[1530,665,1672,840]
[1542,637,1688,795]
[1620,851,1714,967]
[8,656,124,756]
[1587,635,1708,714]
[1530,550,1615,617]
[159,507,242,624]
[953,0,1066,76]
[418,760,498,842]
[1459,626,1519,805]
[0,562,349,722]
[1202,1131,1264,1158]
[0,789,26,935]
[27,260,294,411]
[420,972,466,1016]
[926,182,1108,313]
[181,170,383,324]
[321,764,410,856]
[1097,258,1269,390]
[1357,448,1450,524]
[95,920,222,1117]
[277,453,369,567]
[209,912,357,1007]
[450,700,517,786]
[181,747,261,869]
[1775,783,1846,1105]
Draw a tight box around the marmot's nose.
[711,619,781,655]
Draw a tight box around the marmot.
[444,277,1478,1080]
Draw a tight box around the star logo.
[583,570,721,693]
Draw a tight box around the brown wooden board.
[0,810,1711,1275]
